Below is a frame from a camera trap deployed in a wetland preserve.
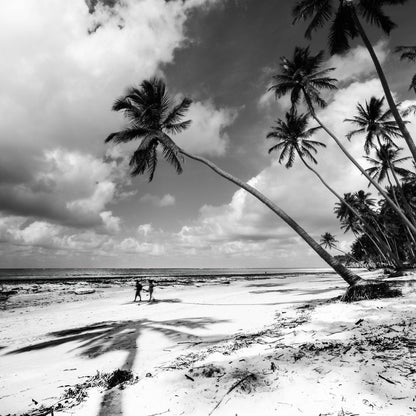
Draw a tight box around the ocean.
[0,267,334,282]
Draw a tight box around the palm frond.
[329,5,357,55]
[163,98,192,127]
[358,1,396,34]
[165,120,192,135]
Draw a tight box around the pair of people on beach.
[134,279,154,303]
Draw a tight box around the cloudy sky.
[1,0,415,268]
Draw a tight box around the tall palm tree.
[106,78,362,286]
[269,47,416,234]
[292,0,416,163]
[345,96,402,154]
[395,45,416,92]
[266,109,401,267]
[320,232,359,263]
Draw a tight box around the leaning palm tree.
[395,45,416,92]
[292,0,416,163]
[106,78,362,287]
[320,232,359,264]
[345,96,402,154]
[269,47,416,234]
[267,109,401,268]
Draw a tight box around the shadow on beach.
[7,316,228,416]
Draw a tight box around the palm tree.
[345,96,402,154]
[269,46,337,111]
[292,0,416,163]
[365,144,416,248]
[364,144,412,189]
[335,191,401,266]
[266,109,401,267]
[345,96,416,231]
[269,47,416,234]
[395,45,416,92]
[320,232,359,264]
[106,78,362,286]
[266,108,325,168]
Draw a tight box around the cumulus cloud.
[175,101,238,156]
[140,193,176,207]
[327,41,388,83]
[0,0,235,262]
[0,148,126,231]
[137,223,153,237]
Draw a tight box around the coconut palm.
[345,96,402,154]
[334,192,399,266]
[269,46,337,111]
[364,144,412,187]
[106,78,362,286]
[364,143,416,244]
[395,45,416,92]
[269,47,416,234]
[320,232,359,264]
[267,110,401,268]
[292,0,416,164]
[266,108,325,168]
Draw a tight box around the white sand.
[1,272,415,416]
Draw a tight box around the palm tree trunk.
[385,169,416,255]
[389,161,416,237]
[305,102,416,235]
[179,148,363,286]
[361,227,392,265]
[297,153,402,267]
[375,135,416,232]
[350,9,416,163]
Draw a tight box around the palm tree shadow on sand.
[8,317,227,416]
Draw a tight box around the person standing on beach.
[148,279,154,303]
[134,280,143,302]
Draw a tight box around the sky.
[0,0,415,268]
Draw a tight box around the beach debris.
[72,289,96,295]
[146,409,170,416]
[355,318,364,325]
[106,369,133,389]
[146,372,153,377]
[378,374,396,385]
[189,364,225,379]
[185,374,195,382]
[19,369,138,416]
[270,361,277,372]
[208,372,257,415]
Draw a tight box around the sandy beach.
[1,271,416,416]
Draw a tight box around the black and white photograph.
[1,1,416,415]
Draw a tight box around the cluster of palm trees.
[104,0,416,293]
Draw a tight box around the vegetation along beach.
[1,0,416,415]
